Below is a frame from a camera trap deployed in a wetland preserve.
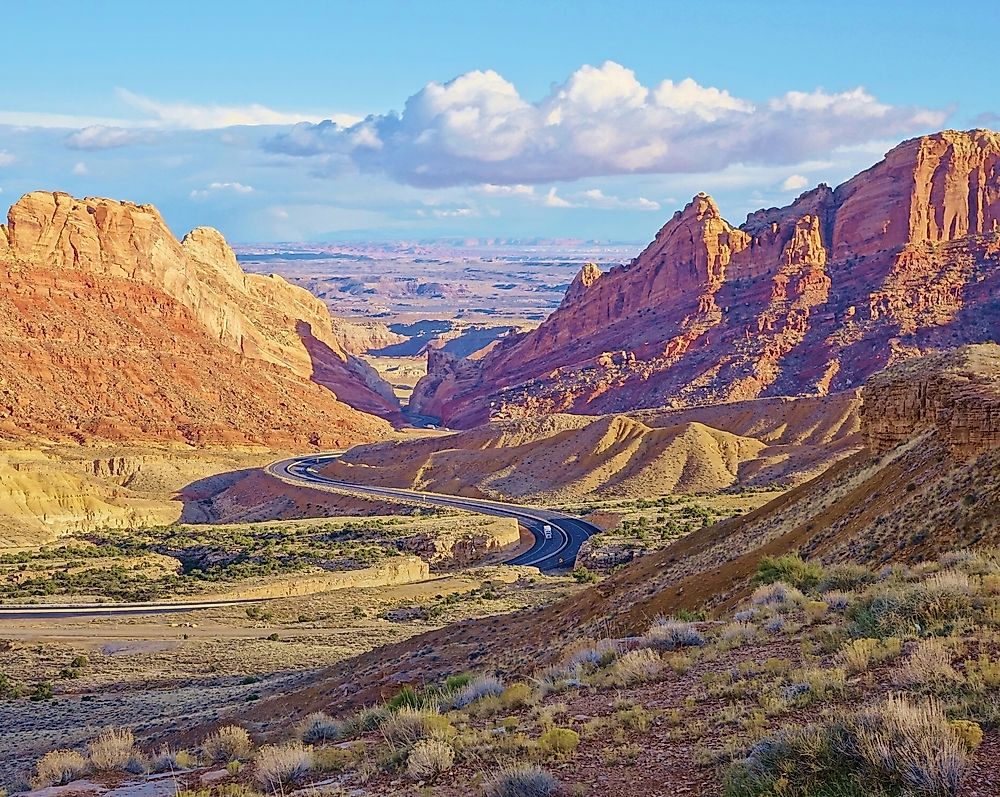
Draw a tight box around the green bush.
[754,554,823,591]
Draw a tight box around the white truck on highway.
[542,524,553,539]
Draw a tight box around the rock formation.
[0,191,398,446]
[411,130,1000,427]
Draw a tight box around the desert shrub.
[763,615,785,634]
[32,750,89,788]
[818,563,877,593]
[963,654,1000,691]
[538,727,579,758]
[379,706,453,750]
[718,622,759,648]
[847,576,973,639]
[851,694,967,795]
[607,648,663,686]
[451,674,505,708]
[354,704,392,731]
[203,725,253,762]
[561,640,619,668]
[803,600,829,624]
[836,637,902,674]
[641,618,705,650]
[298,711,352,744]
[893,640,963,691]
[150,747,198,772]
[754,554,823,590]
[444,673,474,691]
[482,764,559,797]
[254,744,312,792]
[823,590,852,611]
[750,581,805,609]
[726,695,967,797]
[387,684,426,711]
[87,727,135,771]
[501,682,535,709]
[948,719,983,750]
[406,738,455,780]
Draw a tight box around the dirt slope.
[232,345,1000,724]
[319,391,862,501]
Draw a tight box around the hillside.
[240,345,1000,723]
[0,192,398,446]
[412,129,1000,428]
[318,391,861,501]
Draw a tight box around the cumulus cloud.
[72,162,88,176]
[262,61,945,187]
[0,150,15,167]
[66,125,153,150]
[190,181,255,200]
[579,188,660,210]
[780,174,809,191]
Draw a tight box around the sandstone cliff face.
[412,130,1000,428]
[0,192,398,446]
[861,343,1000,457]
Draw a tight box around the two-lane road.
[266,454,600,572]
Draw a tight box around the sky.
[0,0,996,243]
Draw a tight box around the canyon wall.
[412,130,1000,428]
[0,192,398,446]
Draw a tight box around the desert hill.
[0,191,398,446]
[412,129,1000,428]
[317,391,861,501]
[240,344,1000,721]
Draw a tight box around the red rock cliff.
[0,191,397,446]
[412,129,1000,428]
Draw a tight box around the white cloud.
[264,61,945,187]
[66,125,153,150]
[781,174,809,191]
[475,183,535,196]
[579,188,660,210]
[0,150,15,167]
[543,188,573,208]
[72,162,88,176]
[432,206,476,218]
[116,88,361,130]
[190,181,255,200]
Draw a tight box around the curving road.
[266,453,600,572]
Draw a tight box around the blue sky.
[0,0,995,242]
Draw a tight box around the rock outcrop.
[411,130,1000,428]
[861,343,1000,457]
[0,192,399,446]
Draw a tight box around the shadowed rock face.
[0,191,397,446]
[411,129,1000,428]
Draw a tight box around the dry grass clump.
[32,750,90,788]
[254,743,313,793]
[851,694,967,794]
[298,711,352,744]
[641,618,705,650]
[482,763,559,797]
[726,695,968,797]
[750,581,804,608]
[607,648,663,686]
[379,706,453,750]
[150,747,198,772]
[836,637,902,673]
[406,738,455,780]
[87,727,136,771]
[203,725,253,762]
[893,639,963,690]
[718,622,759,649]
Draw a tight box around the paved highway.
[266,453,600,572]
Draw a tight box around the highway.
[266,453,600,572]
